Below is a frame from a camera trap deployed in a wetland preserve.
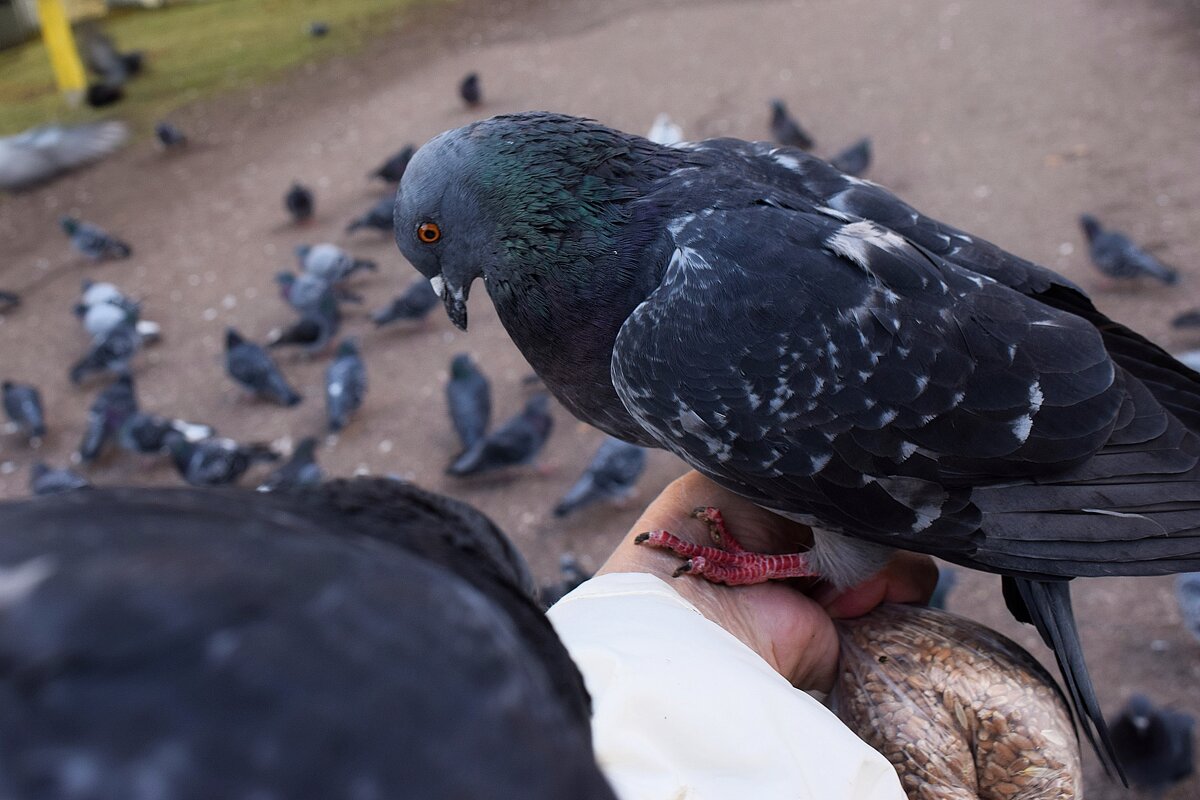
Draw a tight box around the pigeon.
[224,328,302,406]
[271,274,342,354]
[70,321,141,385]
[257,436,323,492]
[345,194,395,234]
[0,121,128,191]
[1080,214,1178,285]
[2,381,46,441]
[276,270,350,313]
[61,216,132,261]
[296,243,377,284]
[165,434,278,486]
[308,20,330,37]
[119,412,215,456]
[1176,572,1200,643]
[1109,695,1195,796]
[326,338,367,432]
[446,353,491,453]
[769,99,814,150]
[1172,310,1200,329]
[267,314,339,354]
[928,565,958,610]
[78,23,143,85]
[155,121,188,149]
[646,114,684,146]
[396,112,1200,774]
[829,137,872,177]
[371,144,415,183]
[448,394,553,477]
[539,553,593,608]
[373,278,439,326]
[85,82,124,108]
[459,72,482,107]
[29,462,91,495]
[77,279,135,314]
[0,290,19,312]
[0,480,613,799]
[285,182,315,224]
[553,437,647,517]
[79,373,138,463]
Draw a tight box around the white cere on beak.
[430,275,445,298]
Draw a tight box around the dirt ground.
[2,0,1200,795]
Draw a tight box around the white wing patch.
[827,220,910,269]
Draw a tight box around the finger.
[818,553,939,619]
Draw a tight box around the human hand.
[597,471,938,692]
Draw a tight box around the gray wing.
[0,122,128,191]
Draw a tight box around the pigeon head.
[450,353,476,379]
[275,272,296,290]
[770,99,787,120]
[1124,694,1156,732]
[1079,214,1102,241]
[60,216,80,234]
[225,328,245,349]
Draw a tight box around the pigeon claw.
[635,515,817,586]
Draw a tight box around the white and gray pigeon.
[325,338,367,432]
[447,394,553,477]
[395,111,1200,775]
[29,462,90,495]
[554,437,647,517]
[345,194,395,235]
[70,319,141,385]
[3,381,46,442]
[270,272,345,354]
[1108,695,1195,797]
[165,433,278,487]
[829,137,872,178]
[225,328,302,407]
[79,373,138,463]
[0,121,127,191]
[257,437,323,492]
[446,353,491,453]
[295,243,377,284]
[373,278,440,326]
[118,412,215,456]
[61,216,131,261]
[1081,214,1178,285]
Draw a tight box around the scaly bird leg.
[634,506,817,586]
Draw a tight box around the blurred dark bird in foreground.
[155,121,188,149]
[345,194,395,234]
[0,290,19,312]
[1081,214,1178,285]
[1109,695,1195,797]
[1176,572,1200,643]
[929,566,958,610]
[30,462,90,495]
[257,437,323,492]
[61,216,132,261]
[446,353,491,453]
[296,243,376,284]
[829,137,872,177]
[225,328,302,407]
[553,437,646,518]
[1172,310,1200,329]
[119,412,214,456]
[285,182,314,225]
[540,553,593,608]
[308,21,330,37]
[3,380,46,442]
[459,72,482,107]
[79,374,138,463]
[166,434,278,486]
[371,144,415,183]
[0,480,612,799]
[769,99,814,150]
[0,121,127,191]
[85,82,124,108]
[326,338,367,432]
[70,321,141,385]
[373,278,439,327]
[448,394,553,477]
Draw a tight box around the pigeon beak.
[444,285,469,331]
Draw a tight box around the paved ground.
[2,0,1200,795]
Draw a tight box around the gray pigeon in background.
[30,462,90,495]
[395,112,1200,774]
[829,137,872,177]
[0,290,19,313]
[371,145,415,183]
[3,381,46,442]
[296,243,377,284]
[459,72,482,107]
[285,182,314,224]
[553,437,646,517]
[325,338,367,432]
[119,412,214,456]
[61,216,131,261]
[539,553,593,608]
[70,320,140,385]
[769,99,814,150]
[448,394,553,477]
[79,373,138,463]
[276,270,358,312]
[165,434,278,486]
[1172,310,1200,329]
[0,121,127,191]
[1081,214,1178,285]
[1176,572,1200,643]
[1109,695,1195,797]
[155,122,187,149]
[225,328,302,407]
[345,194,395,234]
[446,353,491,453]
[373,278,439,326]
[257,437,323,492]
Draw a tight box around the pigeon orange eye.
[418,222,441,243]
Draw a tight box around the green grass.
[0,0,425,135]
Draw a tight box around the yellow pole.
[36,0,88,101]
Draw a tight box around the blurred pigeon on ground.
[70,321,140,385]
[165,434,278,486]
[829,137,872,177]
[1109,695,1195,796]
[929,566,959,610]
[257,437,323,492]
[277,270,360,310]
[371,145,415,183]
[225,328,302,406]
[1172,310,1200,329]
[155,121,187,149]
[285,182,314,225]
[77,279,134,314]
[448,394,553,477]
[553,437,646,517]
[646,114,683,146]
[267,312,340,354]
[119,412,215,456]
[61,216,131,261]
[1176,572,1200,643]
[373,278,439,326]
[446,353,491,453]
[326,338,367,432]
[296,243,377,284]
[30,462,90,495]
[78,23,142,85]
[1081,214,1178,285]
[769,99,814,149]
[0,121,128,191]
[79,374,137,463]
[345,194,395,234]
[539,553,593,608]
[3,381,46,442]
[308,21,329,37]
[459,72,482,107]
[85,82,123,108]
[0,290,19,312]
